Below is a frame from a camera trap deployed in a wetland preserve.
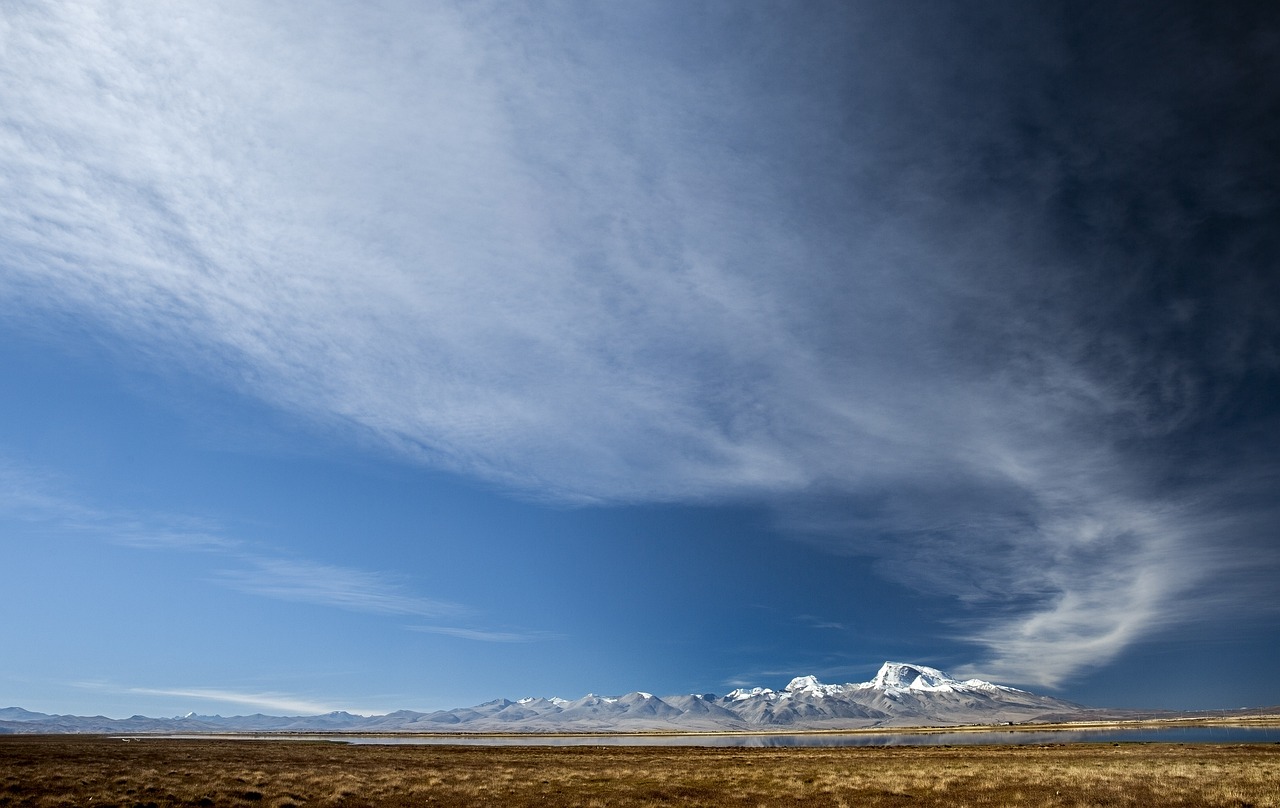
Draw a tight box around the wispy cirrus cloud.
[0,456,239,551]
[73,681,354,716]
[794,615,847,631]
[3,2,1277,688]
[407,626,553,643]
[212,557,460,620]
[0,454,537,640]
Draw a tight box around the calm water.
[163,726,1280,747]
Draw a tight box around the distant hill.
[18,662,1271,735]
[2,662,1111,733]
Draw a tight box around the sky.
[2,1,1278,717]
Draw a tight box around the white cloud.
[950,504,1205,688]
[0,1,826,503]
[212,556,461,619]
[126,687,345,716]
[0,456,508,635]
[74,681,353,716]
[0,460,96,523]
[0,456,238,550]
[407,625,552,643]
[2,2,1271,687]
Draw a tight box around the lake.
[162,725,1280,747]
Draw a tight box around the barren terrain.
[2,735,1278,807]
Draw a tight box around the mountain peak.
[871,661,955,691]
[785,675,823,693]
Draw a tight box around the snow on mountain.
[0,662,1087,734]
[868,662,958,691]
[786,675,820,692]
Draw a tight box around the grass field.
[2,735,1277,807]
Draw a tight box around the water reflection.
[164,726,1279,747]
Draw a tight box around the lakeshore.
[133,710,1280,741]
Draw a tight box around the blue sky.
[2,1,1279,717]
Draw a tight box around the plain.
[2,735,1279,807]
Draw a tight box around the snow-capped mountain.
[0,663,1090,734]
[669,662,1080,730]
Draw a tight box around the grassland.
[2,735,1278,807]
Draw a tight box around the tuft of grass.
[0,736,1277,806]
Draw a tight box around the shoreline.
[105,712,1280,740]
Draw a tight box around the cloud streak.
[3,2,1277,687]
[0,454,534,639]
[407,626,552,644]
[74,682,352,716]
[212,557,460,620]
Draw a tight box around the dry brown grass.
[1,735,1277,807]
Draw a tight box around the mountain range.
[1,662,1102,734]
